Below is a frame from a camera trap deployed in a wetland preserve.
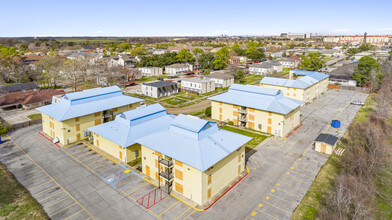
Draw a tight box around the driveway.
[0,89,367,220]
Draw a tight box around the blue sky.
[1,0,391,37]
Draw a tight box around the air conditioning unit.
[88,136,93,141]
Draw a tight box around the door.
[267,126,272,133]
[76,133,81,140]
[146,165,150,176]
[321,143,327,154]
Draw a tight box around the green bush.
[0,124,8,135]
[228,121,234,125]
[205,107,211,117]
[128,157,141,167]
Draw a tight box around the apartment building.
[165,63,192,75]
[138,67,163,77]
[181,78,215,94]
[141,81,178,98]
[249,61,283,75]
[36,86,143,145]
[88,104,251,206]
[260,70,329,103]
[278,58,298,68]
[209,84,303,137]
[205,71,234,88]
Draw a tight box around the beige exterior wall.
[93,133,141,163]
[260,77,329,103]
[141,145,245,205]
[315,141,334,155]
[211,101,300,137]
[41,102,140,145]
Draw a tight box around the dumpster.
[331,120,341,128]
[0,136,2,144]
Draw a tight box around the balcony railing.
[159,172,174,181]
[238,109,247,114]
[159,159,173,168]
[239,117,247,122]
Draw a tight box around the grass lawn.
[220,125,268,152]
[291,154,341,220]
[176,93,199,100]
[354,94,374,122]
[163,97,187,106]
[239,74,264,85]
[26,114,42,120]
[0,162,48,219]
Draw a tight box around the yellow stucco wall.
[211,101,300,137]
[41,102,140,145]
[141,144,245,205]
[315,141,334,155]
[93,133,141,163]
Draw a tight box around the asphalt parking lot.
[0,88,368,220]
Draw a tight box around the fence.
[7,118,42,131]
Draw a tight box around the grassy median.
[0,162,48,219]
[220,125,268,152]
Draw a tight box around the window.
[76,124,80,131]
[175,169,183,181]
[75,117,79,122]
[268,118,272,124]
[233,111,238,117]
[249,115,255,121]
[208,175,211,185]
[155,151,162,157]
[95,119,101,125]
[94,112,101,117]
[129,104,133,108]
[207,188,212,199]
[219,115,222,120]
[238,155,241,162]
[268,112,272,116]
[175,182,183,194]
[249,108,255,113]
[219,108,222,113]
[112,108,118,112]
[175,160,183,167]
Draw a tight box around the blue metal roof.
[292,70,330,81]
[36,86,143,121]
[209,84,303,115]
[88,105,251,172]
[260,70,329,89]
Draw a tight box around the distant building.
[118,55,137,67]
[278,58,298,69]
[271,52,283,58]
[165,63,192,75]
[229,56,248,65]
[0,89,65,109]
[181,78,215,94]
[138,67,163,77]
[329,75,357,87]
[287,33,312,39]
[249,61,283,75]
[205,71,235,88]
[141,81,178,98]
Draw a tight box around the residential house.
[260,70,329,103]
[0,89,65,109]
[209,84,303,137]
[118,54,137,67]
[138,67,163,77]
[205,71,234,88]
[229,56,247,65]
[181,78,215,94]
[88,104,251,206]
[36,86,143,145]
[165,63,193,75]
[142,81,178,98]
[249,61,282,75]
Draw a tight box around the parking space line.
[69,147,89,156]
[15,167,40,176]
[86,157,105,166]
[124,183,149,196]
[92,161,112,171]
[289,169,314,179]
[10,134,95,219]
[256,208,279,220]
[64,209,84,220]
[29,180,53,190]
[251,156,260,170]
[183,210,196,220]
[25,175,48,185]
[49,202,77,217]
[33,185,58,196]
[263,200,290,214]
[276,186,302,197]
[279,181,307,191]
[62,141,83,149]
[45,196,70,208]
[61,147,99,175]
[38,190,64,203]
[18,170,43,181]
[81,154,100,162]
[269,193,296,205]
[158,201,180,216]
[285,175,311,185]
[83,142,119,164]
[175,207,191,220]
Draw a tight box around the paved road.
[0,89,367,220]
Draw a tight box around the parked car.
[350,100,365,106]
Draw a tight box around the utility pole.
[364,32,367,44]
